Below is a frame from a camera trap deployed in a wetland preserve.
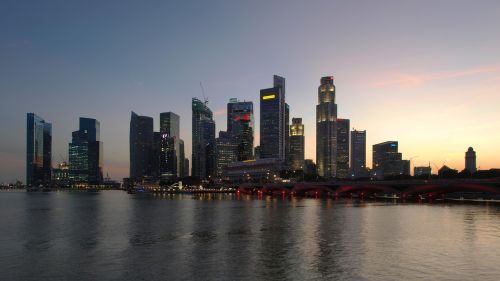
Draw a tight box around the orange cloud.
[373,66,500,88]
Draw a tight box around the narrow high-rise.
[26,113,52,187]
[160,112,183,178]
[192,98,216,179]
[227,99,254,161]
[260,75,286,160]
[130,112,154,180]
[336,118,350,178]
[465,147,477,173]
[350,130,367,178]
[289,118,305,171]
[69,117,103,184]
[316,76,338,178]
[215,131,238,177]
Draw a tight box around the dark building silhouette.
[372,141,404,178]
[414,166,432,177]
[227,99,254,161]
[465,147,477,173]
[350,130,367,178]
[304,159,317,176]
[179,139,185,178]
[130,112,154,180]
[26,113,52,187]
[159,133,176,180]
[336,118,350,178]
[69,117,103,184]
[260,75,286,160]
[316,76,338,178]
[289,118,305,171]
[285,103,290,164]
[183,158,189,177]
[192,98,216,179]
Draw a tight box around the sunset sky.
[1,0,499,183]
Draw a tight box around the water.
[1,191,499,281]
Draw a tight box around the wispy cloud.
[373,66,500,88]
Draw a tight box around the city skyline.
[2,0,500,182]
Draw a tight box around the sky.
[1,0,499,183]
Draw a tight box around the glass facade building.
[260,75,286,161]
[129,112,154,180]
[160,112,183,177]
[350,130,367,178]
[316,76,338,178]
[372,141,404,178]
[227,99,254,161]
[215,131,238,177]
[289,118,305,171]
[69,117,103,185]
[26,113,52,187]
[192,98,216,179]
[336,118,350,179]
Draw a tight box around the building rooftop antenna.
[199,82,208,104]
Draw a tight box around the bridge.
[235,179,500,199]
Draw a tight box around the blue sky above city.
[1,0,500,182]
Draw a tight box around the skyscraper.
[159,133,176,180]
[69,117,103,185]
[260,75,286,160]
[372,141,403,178]
[26,113,52,187]
[289,118,305,171]
[160,112,182,177]
[227,99,254,161]
[130,112,154,180]
[179,139,185,178]
[316,76,338,178]
[192,98,216,179]
[336,118,350,178]
[350,130,367,178]
[465,147,477,173]
[285,103,290,165]
[215,131,238,177]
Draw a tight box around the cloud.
[373,66,500,88]
[214,109,226,116]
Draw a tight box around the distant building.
[285,103,290,164]
[336,118,350,178]
[465,147,477,173]
[372,141,405,178]
[179,139,185,178]
[304,159,317,176]
[69,117,103,185]
[350,130,367,178]
[192,98,216,179]
[316,76,338,178]
[260,75,286,161]
[227,99,254,161]
[254,146,261,159]
[26,113,52,187]
[130,112,154,180]
[215,131,238,177]
[401,160,411,176]
[414,166,432,177]
[183,158,189,177]
[438,165,458,178]
[159,133,176,180]
[289,118,305,171]
[160,112,183,177]
[224,158,285,182]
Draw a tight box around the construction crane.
[199,82,208,104]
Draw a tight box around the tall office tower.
[26,113,52,187]
[130,112,154,180]
[192,98,216,179]
[159,133,176,180]
[227,98,254,161]
[336,118,350,178]
[285,103,290,164]
[289,118,305,171]
[215,131,238,177]
[69,117,103,184]
[179,139,185,178]
[260,75,286,160]
[160,112,182,177]
[465,147,477,173]
[372,141,403,178]
[350,130,367,178]
[316,76,338,178]
[183,158,189,177]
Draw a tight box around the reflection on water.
[1,191,500,281]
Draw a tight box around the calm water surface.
[1,191,499,281]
